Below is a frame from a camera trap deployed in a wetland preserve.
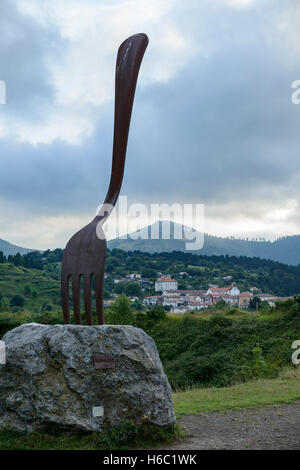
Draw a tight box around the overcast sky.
[1,0,300,249]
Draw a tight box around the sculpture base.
[0,323,175,433]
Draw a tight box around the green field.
[173,367,300,415]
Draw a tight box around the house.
[238,291,253,308]
[211,293,239,305]
[206,284,240,296]
[264,296,292,307]
[162,290,181,298]
[126,273,141,279]
[186,300,205,310]
[170,305,189,314]
[257,293,275,301]
[162,296,184,308]
[139,279,152,287]
[143,296,159,306]
[155,275,178,292]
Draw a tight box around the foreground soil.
[160,401,300,450]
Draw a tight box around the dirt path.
[161,401,300,450]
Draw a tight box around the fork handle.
[102,33,148,209]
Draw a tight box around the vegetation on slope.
[2,247,300,301]
[1,295,300,391]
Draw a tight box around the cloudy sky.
[1,0,300,249]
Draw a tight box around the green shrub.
[105,295,136,326]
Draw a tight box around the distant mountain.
[0,238,34,256]
[108,221,300,266]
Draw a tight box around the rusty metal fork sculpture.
[61,33,148,325]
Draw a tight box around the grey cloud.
[122,4,300,207]
[1,0,300,235]
[0,0,62,120]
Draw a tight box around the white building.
[170,305,189,314]
[162,297,183,308]
[155,275,178,292]
[143,296,159,306]
[126,273,141,279]
[206,284,240,296]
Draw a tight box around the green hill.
[1,247,300,306]
[0,263,60,314]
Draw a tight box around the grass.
[0,421,180,450]
[173,367,300,415]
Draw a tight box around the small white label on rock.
[93,406,104,418]
[0,341,6,365]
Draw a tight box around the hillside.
[1,248,300,304]
[0,238,34,256]
[108,221,300,265]
[0,263,60,315]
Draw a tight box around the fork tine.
[83,274,93,325]
[61,273,70,324]
[95,274,104,325]
[71,274,82,325]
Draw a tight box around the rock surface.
[0,323,175,433]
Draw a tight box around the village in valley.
[110,272,292,313]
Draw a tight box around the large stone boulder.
[0,323,175,433]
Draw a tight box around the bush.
[105,295,136,326]
[24,284,31,296]
[0,297,10,312]
[1,298,300,392]
[142,299,300,389]
[10,295,25,308]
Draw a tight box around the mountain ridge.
[0,238,34,257]
[2,220,300,265]
[108,221,300,266]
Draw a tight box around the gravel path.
[161,401,300,450]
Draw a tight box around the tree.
[147,306,166,322]
[10,295,25,308]
[24,284,32,296]
[114,283,126,294]
[103,289,112,300]
[0,297,10,312]
[249,296,261,311]
[106,295,136,325]
[125,282,142,298]
[13,253,22,267]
